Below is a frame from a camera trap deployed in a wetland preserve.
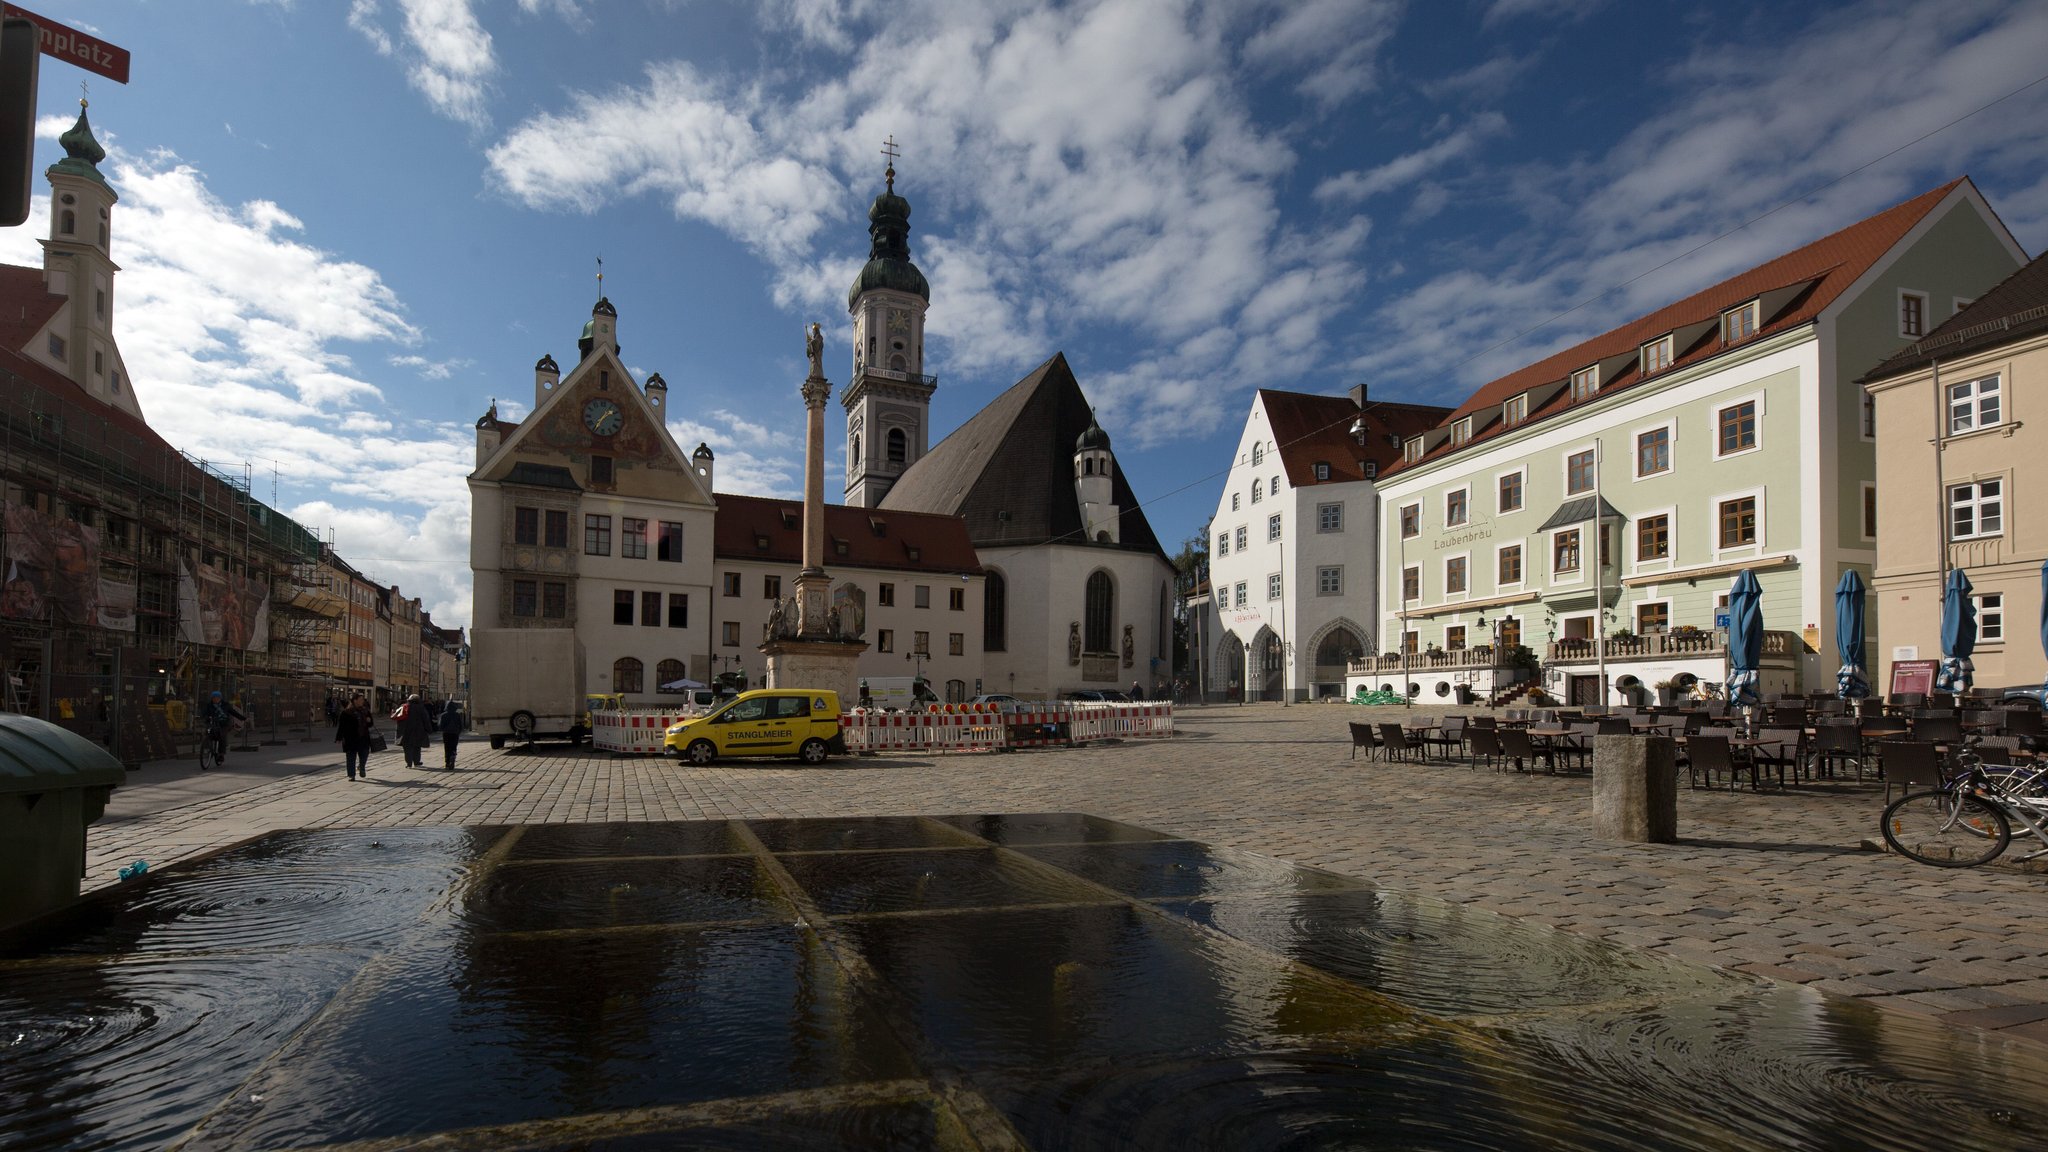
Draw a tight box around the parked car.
[663,689,846,766]
[1061,689,1132,703]
[969,693,1022,707]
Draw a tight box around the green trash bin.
[0,713,126,929]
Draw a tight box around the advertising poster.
[96,575,136,632]
[179,558,271,652]
[1,503,101,625]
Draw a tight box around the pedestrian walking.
[335,693,374,780]
[393,692,430,767]
[438,699,465,770]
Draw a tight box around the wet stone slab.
[4,814,2048,1151]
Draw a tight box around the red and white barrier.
[591,706,708,754]
[839,701,1170,755]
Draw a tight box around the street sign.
[1714,611,1730,629]
[3,4,129,84]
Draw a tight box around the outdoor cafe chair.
[1856,698,1886,721]
[1349,721,1377,761]
[1752,727,1806,786]
[1879,740,1942,803]
[1377,723,1418,764]
[1975,736,2021,765]
[1964,709,2005,732]
[1913,715,1962,744]
[1468,713,1498,730]
[1597,718,1633,736]
[1467,726,1507,772]
[1683,734,1749,791]
[1498,727,1555,774]
[1931,691,1957,710]
[1770,701,1808,728]
[2005,709,2042,737]
[1811,720,1864,780]
[1431,715,1469,760]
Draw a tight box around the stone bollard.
[1592,734,1677,843]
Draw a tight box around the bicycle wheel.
[1882,790,2010,867]
[199,733,219,771]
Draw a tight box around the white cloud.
[390,354,471,379]
[1482,0,1608,28]
[1315,112,1508,204]
[349,0,496,127]
[1241,0,1404,107]
[667,410,802,497]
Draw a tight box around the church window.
[98,222,107,247]
[658,521,684,561]
[512,580,537,617]
[657,659,688,690]
[613,657,643,694]
[1085,571,1114,653]
[59,210,73,235]
[599,371,609,390]
[591,455,614,485]
[887,428,907,465]
[95,289,105,317]
[93,350,102,376]
[1252,443,1264,465]
[514,507,539,545]
[984,571,1006,651]
[851,434,861,466]
[544,510,569,548]
[890,353,907,370]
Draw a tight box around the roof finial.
[79,81,88,110]
[595,254,603,299]
[880,134,900,193]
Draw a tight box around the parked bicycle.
[1880,737,2048,868]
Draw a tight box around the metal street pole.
[1594,438,1607,708]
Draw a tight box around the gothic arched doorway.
[1312,625,1366,698]
[1253,627,1283,701]
[1216,633,1244,702]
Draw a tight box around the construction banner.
[178,557,270,652]
[1,502,101,625]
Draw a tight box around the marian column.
[761,323,869,699]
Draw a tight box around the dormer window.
[1364,461,1377,479]
[1502,394,1528,427]
[1403,438,1423,463]
[1313,461,1331,481]
[1641,335,1673,375]
[1569,367,1598,402]
[1723,300,1759,344]
[1450,416,1472,447]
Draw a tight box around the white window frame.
[1503,393,1528,427]
[1399,502,1420,539]
[1569,366,1598,402]
[1860,482,1877,543]
[1400,564,1421,605]
[1234,525,1247,551]
[1231,492,1240,511]
[1946,374,2002,436]
[1403,438,1423,463]
[1443,552,1471,598]
[1550,526,1584,580]
[1444,485,1470,528]
[1712,485,1766,556]
[1634,598,1674,635]
[1632,504,1676,571]
[1898,288,1929,339]
[1267,572,1282,600]
[1711,390,1764,460]
[1977,592,2005,643]
[1562,443,1597,496]
[1450,416,1473,446]
[1251,479,1262,503]
[1950,478,2004,541]
[1313,462,1330,481]
[1640,334,1674,376]
[1317,566,1342,596]
[1233,582,1247,609]
[1271,473,1281,493]
[1496,467,1525,514]
[1216,532,1229,557]
[1316,502,1344,533]
[1268,513,1282,542]
[1722,300,1759,344]
[1251,442,1264,466]
[1632,419,1675,480]
[1494,538,1526,590]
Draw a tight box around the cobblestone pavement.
[77,704,2048,1049]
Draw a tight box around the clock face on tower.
[887,309,911,337]
[582,398,624,436]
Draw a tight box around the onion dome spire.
[51,99,111,189]
[847,136,929,308]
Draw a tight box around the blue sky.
[4,0,2045,629]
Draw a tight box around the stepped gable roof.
[1861,248,2048,383]
[1386,177,1971,478]
[879,352,1169,562]
[1258,389,1453,487]
[713,492,981,575]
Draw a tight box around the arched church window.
[851,434,862,467]
[983,570,1006,652]
[1083,459,1094,476]
[1251,480,1262,503]
[613,657,644,694]
[655,659,687,692]
[887,428,907,465]
[1085,571,1114,652]
[1252,443,1264,465]
[59,210,73,235]
[890,353,906,370]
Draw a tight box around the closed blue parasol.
[1937,568,1976,694]
[1726,570,1764,708]
[1835,569,1869,700]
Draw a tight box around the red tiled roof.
[1383,178,1971,478]
[1258,389,1453,487]
[0,262,180,462]
[713,493,982,576]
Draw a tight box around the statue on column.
[805,322,824,379]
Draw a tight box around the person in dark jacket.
[394,692,430,767]
[335,693,374,780]
[438,700,465,770]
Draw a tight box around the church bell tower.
[842,139,935,508]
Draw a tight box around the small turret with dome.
[40,97,140,420]
[842,136,938,508]
[1074,408,1120,544]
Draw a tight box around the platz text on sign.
[2,4,129,84]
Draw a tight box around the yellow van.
[663,688,846,765]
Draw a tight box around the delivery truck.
[856,675,939,711]
[470,628,588,748]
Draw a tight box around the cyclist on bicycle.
[200,690,246,770]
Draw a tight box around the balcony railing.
[1545,629,1800,664]
[1349,645,1521,674]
